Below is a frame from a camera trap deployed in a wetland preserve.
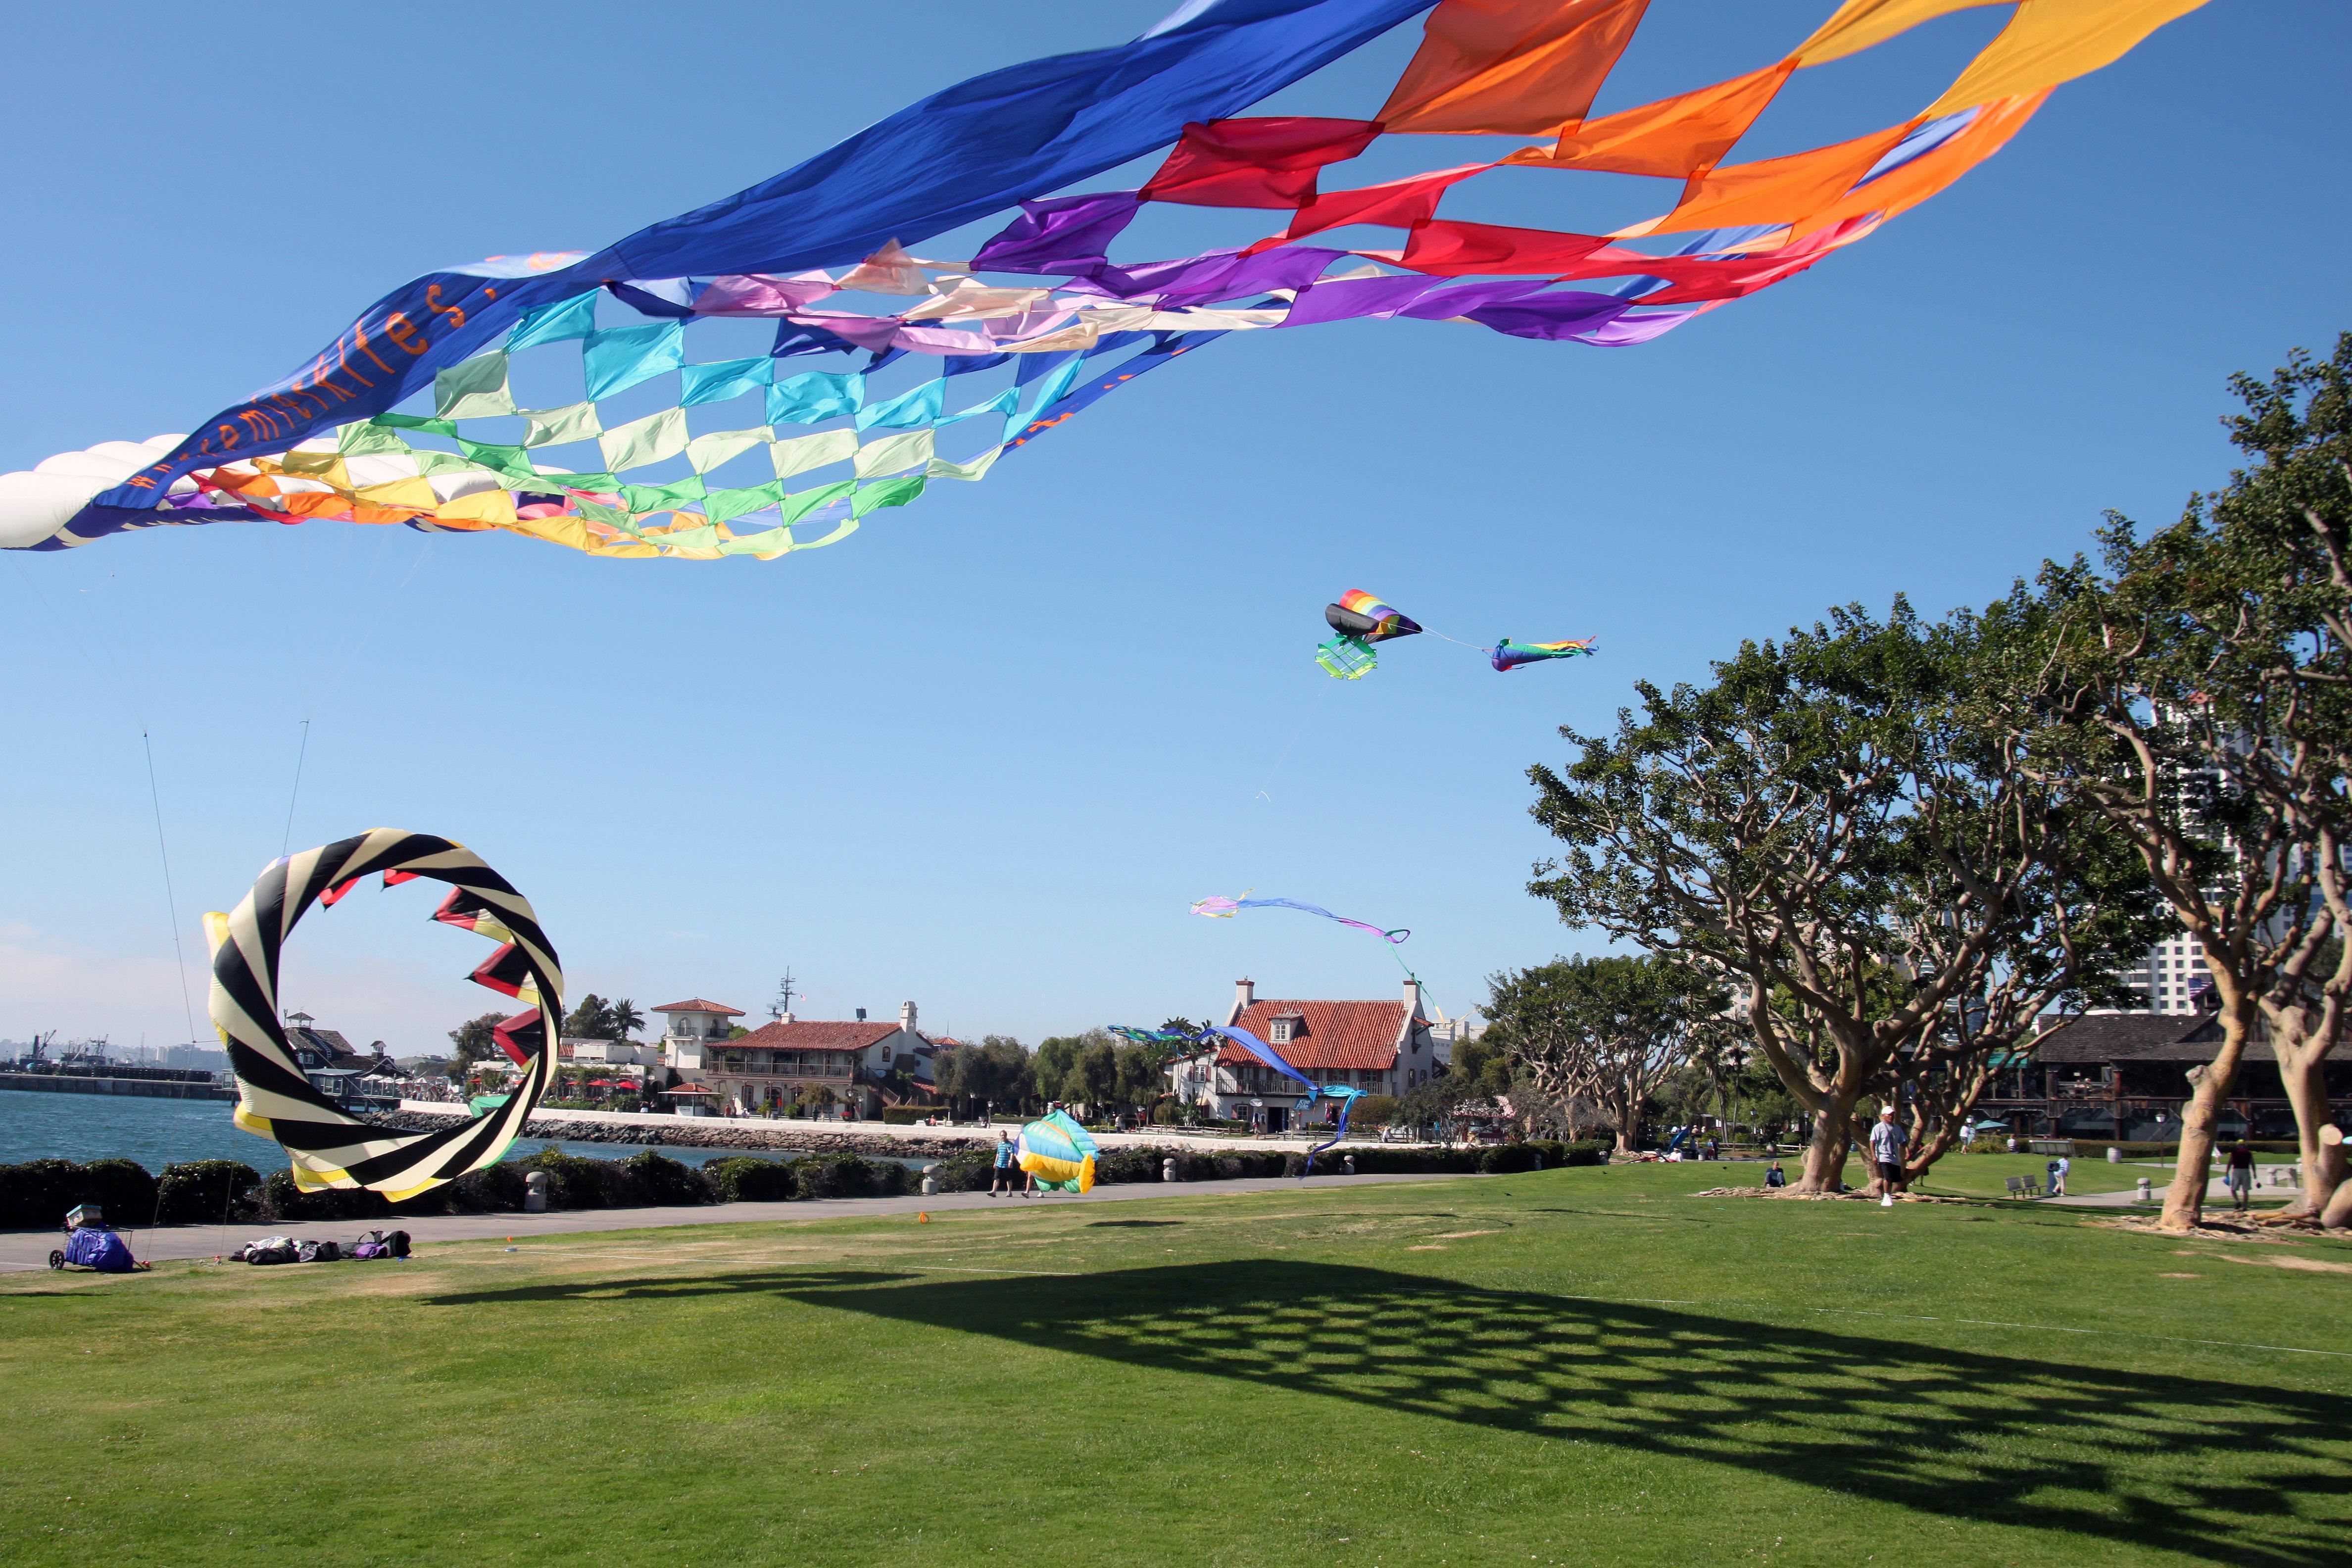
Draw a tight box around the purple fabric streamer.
[1575,308,1703,346]
[972,191,1145,274]
[1276,272,1443,326]
[1462,291,1631,342]
[1395,276,1556,318]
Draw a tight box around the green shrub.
[880,1107,939,1125]
[615,1151,715,1207]
[705,1157,794,1203]
[794,1154,881,1200]
[156,1161,262,1225]
[931,1152,996,1192]
[253,1168,392,1223]
[0,1158,165,1230]
[516,1149,619,1209]
[440,1163,527,1213]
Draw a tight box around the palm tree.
[609,999,645,1041]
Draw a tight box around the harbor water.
[0,1091,908,1172]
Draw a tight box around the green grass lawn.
[5,1164,2348,1568]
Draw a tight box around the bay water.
[0,1090,917,1172]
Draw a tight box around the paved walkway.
[2048,1164,2302,1209]
[0,1170,1483,1273]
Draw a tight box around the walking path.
[0,1169,1483,1274]
[2049,1165,2302,1209]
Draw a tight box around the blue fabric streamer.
[69,0,1434,543]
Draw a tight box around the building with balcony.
[653,998,747,1072]
[1976,1010,2352,1141]
[687,1001,937,1117]
[1166,979,1445,1132]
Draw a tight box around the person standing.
[990,1132,1016,1197]
[2048,1154,2070,1197]
[1868,1106,1906,1204]
[2224,1142,2256,1211]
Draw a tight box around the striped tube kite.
[1016,1110,1101,1193]
[205,831,562,1200]
[1490,636,1596,670]
[1,0,2209,560]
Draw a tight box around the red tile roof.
[725,1019,897,1053]
[1220,1000,1410,1071]
[652,998,745,1016]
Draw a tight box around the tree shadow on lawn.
[433,1260,2343,1564]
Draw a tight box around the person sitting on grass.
[2225,1142,2256,1211]
[1764,1161,1787,1189]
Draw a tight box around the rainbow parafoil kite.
[1,0,2209,560]
[1015,1110,1100,1193]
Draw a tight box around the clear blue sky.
[1,0,2343,1057]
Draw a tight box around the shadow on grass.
[432,1260,2344,1564]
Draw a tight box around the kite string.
[1252,679,1329,802]
[8,557,199,1050]
[280,719,312,861]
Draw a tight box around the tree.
[1993,340,2352,1227]
[1486,955,1727,1152]
[1530,600,2166,1193]
[563,994,614,1040]
[448,1012,505,1065]
[935,1035,1035,1118]
[1114,1045,1167,1112]
[608,999,644,1041]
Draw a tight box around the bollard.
[524,1171,547,1214]
[2136,1176,2153,1202]
[1162,1157,1177,1183]
[1343,1155,1356,1176]
[2107,1146,2122,1164]
[921,1165,938,1197]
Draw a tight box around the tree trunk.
[1795,1090,1863,1194]
[2321,1127,2352,1228]
[2162,1011,2254,1229]
[2273,1040,2336,1219]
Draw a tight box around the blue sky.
[1,0,2343,1057]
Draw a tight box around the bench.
[2005,1176,2025,1197]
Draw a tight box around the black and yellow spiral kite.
[205,830,562,1201]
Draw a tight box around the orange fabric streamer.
[1635,120,1920,236]
[1925,0,2210,114]
[1377,0,1650,136]
[1791,0,2010,67]
[1502,62,1795,181]
[1790,90,2050,235]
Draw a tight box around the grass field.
[4,1163,2347,1568]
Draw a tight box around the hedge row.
[1,1138,1611,1229]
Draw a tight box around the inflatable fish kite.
[2,0,2210,561]
[1016,1110,1100,1193]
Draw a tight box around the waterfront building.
[688,1002,938,1118]
[652,999,747,1072]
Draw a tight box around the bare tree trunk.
[1796,1090,1863,1194]
[2321,1127,2352,1228]
[2163,1012,2254,1229]
[2273,1040,2335,1219]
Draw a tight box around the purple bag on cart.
[63,1226,135,1273]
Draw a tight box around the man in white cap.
[1868,1104,1907,1206]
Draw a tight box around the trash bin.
[2106,1146,2122,1163]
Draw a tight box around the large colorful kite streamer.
[1192,891,1411,944]
[1110,1021,1371,1175]
[206,831,562,1199]
[1,0,2209,559]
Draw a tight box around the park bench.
[2005,1176,2024,1197]
[2022,1176,2042,1197]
